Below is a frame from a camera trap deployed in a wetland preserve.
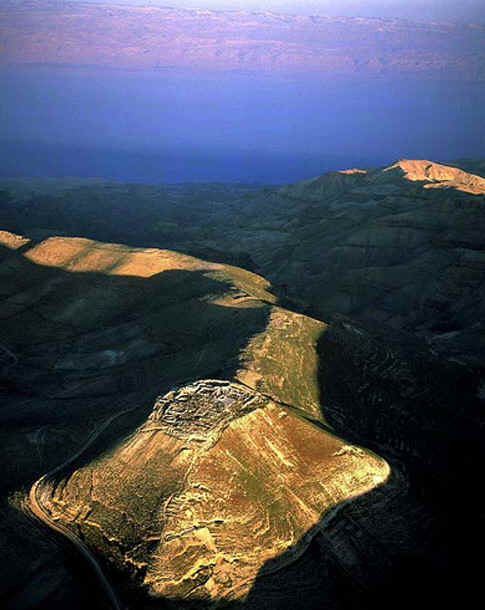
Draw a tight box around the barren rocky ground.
[2,158,484,364]
[0,158,484,608]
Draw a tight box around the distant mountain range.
[2,0,485,78]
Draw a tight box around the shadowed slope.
[233,159,485,365]
[2,157,484,365]
[311,315,483,610]
[0,230,388,608]
[1,154,483,607]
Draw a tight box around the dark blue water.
[2,67,485,183]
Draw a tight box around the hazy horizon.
[78,0,485,24]
[2,67,484,183]
[2,0,485,183]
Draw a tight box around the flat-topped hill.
[1,157,483,607]
[39,378,388,603]
[0,229,391,607]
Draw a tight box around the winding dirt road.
[27,408,137,610]
[25,381,336,610]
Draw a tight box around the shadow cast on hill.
[0,240,272,609]
[308,316,483,610]
[128,311,483,610]
[0,240,272,493]
[1,232,483,610]
[0,187,261,272]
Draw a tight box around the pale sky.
[79,0,485,23]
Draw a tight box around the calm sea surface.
[2,68,485,183]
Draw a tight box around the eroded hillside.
[1,159,484,609]
[39,380,387,603]
[203,159,485,367]
[3,159,483,365]
[0,229,390,608]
